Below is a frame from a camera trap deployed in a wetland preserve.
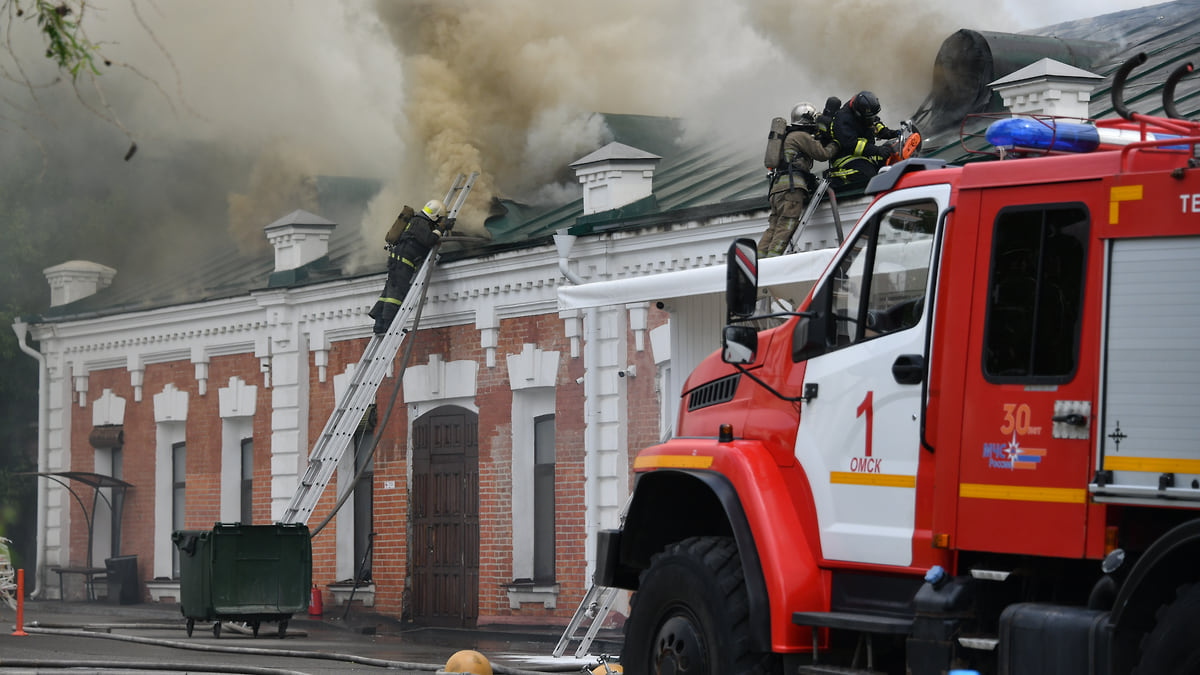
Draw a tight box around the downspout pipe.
[13,320,47,599]
[552,228,599,579]
[553,229,586,286]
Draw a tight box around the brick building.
[16,7,1192,628]
[15,115,815,626]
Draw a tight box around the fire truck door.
[793,185,949,567]
[955,191,1095,558]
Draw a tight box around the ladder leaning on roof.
[278,172,478,527]
[783,174,845,255]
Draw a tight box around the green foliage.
[0,462,35,569]
[22,1,101,79]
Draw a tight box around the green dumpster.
[172,530,212,627]
[172,523,311,638]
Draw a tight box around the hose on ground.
[20,624,584,674]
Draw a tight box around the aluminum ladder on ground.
[554,583,621,659]
[278,172,478,526]
[783,175,845,255]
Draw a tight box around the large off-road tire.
[1134,582,1200,675]
[623,536,778,675]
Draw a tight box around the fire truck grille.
[687,374,740,411]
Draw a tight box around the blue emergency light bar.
[986,117,1187,153]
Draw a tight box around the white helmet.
[790,102,818,125]
[422,199,446,220]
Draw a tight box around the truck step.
[796,665,887,675]
[793,611,913,635]
[969,568,1012,582]
[958,635,1000,651]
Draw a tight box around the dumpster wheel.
[213,621,221,638]
[185,619,194,637]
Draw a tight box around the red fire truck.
[597,55,1200,675]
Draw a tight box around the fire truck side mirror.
[726,238,759,322]
[723,325,758,365]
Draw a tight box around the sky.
[0,0,1171,279]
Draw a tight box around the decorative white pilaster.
[583,306,630,584]
[264,312,309,522]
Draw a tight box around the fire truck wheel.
[1134,582,1200,675]
[623,536,778,675]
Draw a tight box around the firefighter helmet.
[790,102,818,126]
[422,199,446,221]
[850,91,881,119]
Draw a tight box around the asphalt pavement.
[0,598,623,674]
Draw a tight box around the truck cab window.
[796,199,938,359]
[983,205,1088,381]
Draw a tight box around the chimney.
[43,260,117,307]
[264,209,336,272]
[990,58,1102,122]
[570,142,662,216]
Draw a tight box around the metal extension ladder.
[554,583,621,659]
[783,175,845,255]
[278,172,478,526]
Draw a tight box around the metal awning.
[556,248,835,310]
[20,471,133,568]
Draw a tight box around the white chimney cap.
[264,209,336,272]
[43,260,117,307]
[570,142,662,216]
[990,58,1102,122]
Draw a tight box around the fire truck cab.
[599,56,1200,675]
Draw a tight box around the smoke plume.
[0,0,1157,286]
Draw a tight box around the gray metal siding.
[1101,237,1200,498]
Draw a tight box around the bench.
[51,566,107,601]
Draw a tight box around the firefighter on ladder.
[828,90,900,191]
[760,102,839,257]
[368,199,448,334]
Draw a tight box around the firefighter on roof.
[829,90,899,190]
[761,101,839,257]
[368,199,446,334]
